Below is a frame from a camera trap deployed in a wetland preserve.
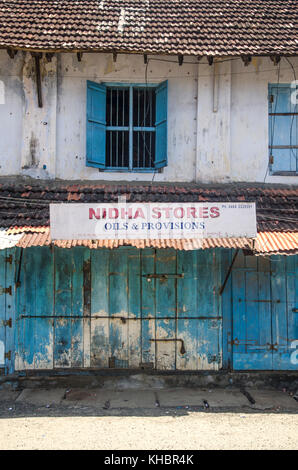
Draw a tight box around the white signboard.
[50,202,257,240]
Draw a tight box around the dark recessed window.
[268,83,298,175]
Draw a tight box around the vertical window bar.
[110,88,114,166]
[150,89,152,127]
[110,130,112,167]
[110,88,113,126]
[149,89,152,167]
[122,89,125,167]
[129,86,133,170]
[116,89,119,167]
[143,89,146,167]
[138,89,140,168]
[150,131,152,167]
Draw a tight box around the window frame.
[104,82,157,172]
[86,80,168,173]
[268,83,298,176]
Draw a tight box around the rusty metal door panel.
[140,249,156,367]
[15,247,90,371]
[155,249,177,370]
[53,248,89,368]
[109,250,129,367]
[0,250,6,370]
[176,250,198,370]
[271,255,298,370]
[232,252,273,370]
[90,249,141,369]
[0,249,15,374]
[176,250,222,370]
[89,248,222,371]
[14,247,224,372]
[232,253,298,371]
[90,249,110,367]
[16,247,54,370]
[127,250,142,368]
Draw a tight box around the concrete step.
[1,371,298,392]
[1,387,297,411]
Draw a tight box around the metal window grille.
[269,84,298,175]
[106,85,156,170]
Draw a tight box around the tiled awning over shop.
[254,231,298,255]
[1,226,297,255]
[0,180,297,255]
[13,227,254,251]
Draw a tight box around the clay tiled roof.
[0,0,297,56]
[14,227,254,251]
[1,227,296,254]
[0,179,297,232]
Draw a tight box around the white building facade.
[0,51,297,185]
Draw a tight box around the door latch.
[228,338,240,346]
[150,338,186,354]
[4,351,11,361]
[267,343,278,351]
[0,286,12,296]
[2,318,12,328]
[5,255,12,264]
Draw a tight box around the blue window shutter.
[86,80,106,168]
[155,80,168,168]
[269,84,298,173]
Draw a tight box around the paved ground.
[0,387,297,450]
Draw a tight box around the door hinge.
[143,273,184,281]
[267,343,278,351]
[269,155,274,164]
[109,356,116,368]
[0,286,12,296]
[4,351,11,361]
[5,255,12,264]
[228,338,240,346]
[2,318,12,328]
[270,94,274,103]
[208,353,221,364]
[139,362,154,369]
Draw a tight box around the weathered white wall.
[230,57,297,184]
[21,54,57,179]
[0,50,23,175]
[56,53,197,181]
[0,50,297,184]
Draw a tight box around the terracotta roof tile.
[13,227,298,255]
[0,0,297,56]
[0,179,297,232]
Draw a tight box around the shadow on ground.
[0,386,297,418]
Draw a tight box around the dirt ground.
[0,401,297,450]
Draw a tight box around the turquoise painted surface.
[12,247,223,371]
[0,250,6,368]
[231,251,298,370]
[9,246,297,372]
[16,247,54,369]
[4,248,298,372]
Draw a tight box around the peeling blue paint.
[0,247,296,374]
